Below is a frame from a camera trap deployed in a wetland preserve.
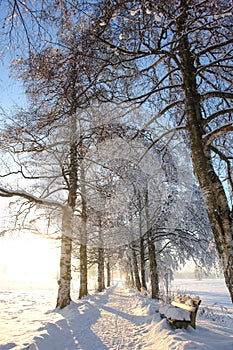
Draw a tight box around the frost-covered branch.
[0,186,64,209]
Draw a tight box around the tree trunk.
[132,246,142,291]
[57,106,79,308]
[98,246,105,291]
[178,3,233,302]
[106,259,111,287]
[79,154,88,299]
[79,241,88,298]
[139,212,147,290]
[56,206,73,308]
[129,259,135,287]
[145,190,159,299]
[97,221,105,292]
[56,111,78,308]
[147,227,159,299]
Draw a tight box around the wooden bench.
[159,295,201,329]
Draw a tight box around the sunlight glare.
[0,234,60,285]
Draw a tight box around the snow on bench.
[159,295,201,329]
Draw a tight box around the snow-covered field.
[0,279,232,350]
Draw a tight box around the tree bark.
[129,258,135,287]
[178,2,233,302]
[56,206,73,308]
[145,190,159,299]
[106,258,111,287]
[57,110,78,308]
[132,245,142,292]
[79,152,88,299]
[147,227,159,299]
[139,212,147,290]
[79,241,88,298]
[97,220,105,292]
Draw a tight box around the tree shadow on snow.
[29,287,117,350]
[100,304,154,327]
[0,342,17,350]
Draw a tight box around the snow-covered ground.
[0,279,233,350]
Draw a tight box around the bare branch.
[197,37,233,58]
[202,108,233,127]
[203,122,233,148]
[201,91,233,101]
[210,145,233,193]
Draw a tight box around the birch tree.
[0,125,72,308]
[10,5,107,301]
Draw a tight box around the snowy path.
[90,284,150,349]
[30,283,154,350]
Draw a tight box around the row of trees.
[0,0,232,304]
[0,103,216,306]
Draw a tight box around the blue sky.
[0,59,27,114]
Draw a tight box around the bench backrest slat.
[171,301,196,312]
